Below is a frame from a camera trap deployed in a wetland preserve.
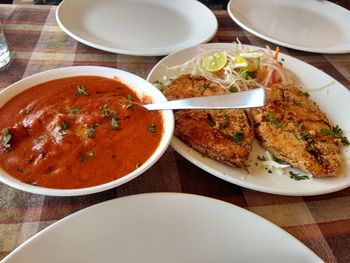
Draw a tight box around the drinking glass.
[0,22,10,69]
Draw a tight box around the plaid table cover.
[0,4,350,262]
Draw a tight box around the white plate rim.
[227,0,350,54]
[0,66,174,196]
[55,0,218,56]
[147,42,350,196]
[1,192,322,262]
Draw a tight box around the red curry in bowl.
[0,76,163,189]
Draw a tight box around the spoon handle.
[144,87,265,110]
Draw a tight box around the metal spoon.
[144,87,265,110]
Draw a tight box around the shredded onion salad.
[154,42,293,92]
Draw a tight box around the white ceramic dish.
[0,66,174,196]
[1,193,322,263]
[147,43,350,196]
[227,0,350,53]
[56,0,217,56]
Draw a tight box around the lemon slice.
[201,51,227,72]
[235,55,257,72]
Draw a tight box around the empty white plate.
[1,193,322,262]
[56,0,218,56]
[227,0,350,53]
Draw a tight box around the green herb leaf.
[75,85,90,96]
[101,104,111,118]
[331,125,349,146]
[320,126,349,146]
[293,100,302,106]
[86,125,95,138]
[80,152,95,161]
[300,131,313,140]
[219,114,229,128]
[203,82,209,89]
[265,112,282,128]
[289,171,309,181]
[125,94,134,109]
[2,128,12,152]
[320,128,331,135]
[241,71,254,80]
[231,131,244,143]
[58,121,69,136]
[272,154,285,164]
[148,124,156,133]
[70,107,80,114]
[110,117,119,129]
[303,91,310,97]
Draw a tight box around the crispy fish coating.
[163,74,253,168]
[249,84,342,177]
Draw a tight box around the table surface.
[1,4,350,263]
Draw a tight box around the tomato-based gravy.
[0,76,163,189]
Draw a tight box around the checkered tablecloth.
[1,4,350,262]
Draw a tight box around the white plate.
[1,193,322,263]
[227,0,350,53]
[56,0,217,56]
[147,43,350,196]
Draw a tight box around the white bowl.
[0,66,174,196]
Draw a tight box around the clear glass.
[0,22,10,70]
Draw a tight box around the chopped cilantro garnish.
[320,126,349,146]
[148,124,157,133]
[86,125,95,138]
[293,100,302,106]
[58,121,69,136]
[75,85,90,96]
[2,128,12,152]
[265,112,282,128]
[203,82,209,89]
[101,104,111,118]
[320,128,331,135]
[125,94,134,109]
[110,117,119,129]
[70,107,80,114]
[300,131,313,140]
[219,114,229,128]
[331,125,349,146]
[289,171,309,181]
[100,104,118,118]
[231,131,244,143]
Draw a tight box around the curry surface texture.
[0,76,163,189]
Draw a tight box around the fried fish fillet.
[163,75,253,168]
[249,84,342,177]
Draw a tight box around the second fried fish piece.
[248,84,342,177]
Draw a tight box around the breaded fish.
[249,84,342,177]
[163,75,253,168]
